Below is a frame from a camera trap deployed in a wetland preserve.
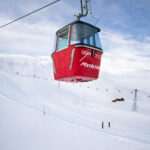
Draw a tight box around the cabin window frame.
[56,26,70,51]
[70,22,102,49]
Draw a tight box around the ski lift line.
[0,0,60,29]
[0,91,145,143]
[0,91,102,133]
[89,0,100,25]
[88,0,92,14]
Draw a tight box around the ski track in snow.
[0,55,150,150]
[0,91,150,147]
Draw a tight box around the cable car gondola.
[51,0,103,82]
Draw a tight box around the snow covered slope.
[0,55,150,150]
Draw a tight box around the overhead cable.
[0,0,60,29]
[89,0,100,25]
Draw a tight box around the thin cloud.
[0,0,150,92]
[101,30,150,74]
[99,29,150,92]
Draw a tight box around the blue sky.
[0,0,150,37]
[0,0,150,50]
[0,0,150,91]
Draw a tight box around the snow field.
[0,55,150,150]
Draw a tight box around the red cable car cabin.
[51,20,103,82]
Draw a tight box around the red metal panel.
[52,46,73,79]
[51,45,102,82]
[74,47,102,79]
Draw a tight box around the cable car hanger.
[74,0,89,20]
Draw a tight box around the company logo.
[80,50,101,61]
[80,62,99,70]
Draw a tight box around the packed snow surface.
[0,55,150,150]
